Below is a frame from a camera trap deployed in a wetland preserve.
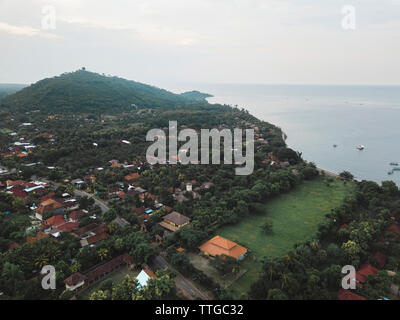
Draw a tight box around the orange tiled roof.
[144,269,156,278]
[26,232,49,244]
[36,199,64,215]
[199,235,247,260]
[125,173,140,181]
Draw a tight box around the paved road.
[151,255,211,301]
[41,178,110,214]
[73,189,110,214]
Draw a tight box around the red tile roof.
[64,272,86,286]
[45,214,66,227]
[8,185,28,199]
[372,252,387,268]
[356,264,379,285]
[84,254,133,283]
[58,222,80,232]
[338,289,367,300]
[133,207,145,215]
[125,173,140,182]
[144,269,156,278]
[69,210,84,221]
[86,233,109,245]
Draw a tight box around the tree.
[141,270,176,300]
[339,171,354,181]
[112,275,140,300]
[210,254,238,275]
[89,289,110,300]
[267,288,289,300]
[0,262,24,296]
[170,252,191,270]
[341,240,360,258]
[261,218,273,234]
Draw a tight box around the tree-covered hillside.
[0,84,27,100]
[0,69,205,114]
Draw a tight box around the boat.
[356,145,365,150]
[333,144,338,148]
[390,162,399,166]
[393,167,400,172]
[388,171,394,175]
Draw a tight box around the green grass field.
[217,177,355,297]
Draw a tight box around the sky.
[0,0,399,86]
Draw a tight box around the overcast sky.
[0,0,399,86]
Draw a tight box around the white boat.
[357,145,365,150]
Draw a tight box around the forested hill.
[0,69,207,114]
[0,84,27,100]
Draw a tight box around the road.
[73,189,110,214]
[151,255,211,301]
[41,178,110,214]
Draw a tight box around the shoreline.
[282,130,339,178]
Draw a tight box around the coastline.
[282,130,338,178]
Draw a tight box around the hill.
[0,69,206,114]
[0,84,27,100]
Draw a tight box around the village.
[0,115,280,300]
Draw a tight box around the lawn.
[217,177,355,297]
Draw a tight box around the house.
[71,179,85,186]
[132,206,146,216]
[136,269,156,289]
[116,191,126,200]
[35,199,65,220]
[356,264,379,286]
[337,289,367,300]
[125,173,140,183]
[58,222,80,233]
[7,184,28,200]
[6,179,26,187]
[80,233,109,247]
[45,214,66,228]
[64,254,133,291]
[64,273,86,291]
[140,192,156,202]
[79,225,109,247]
[108,187,121,199]
[84,175,96,184]
[110,162,121,168]
[159,211,190,232]
[69,210,85,222]
[198,235,248,261]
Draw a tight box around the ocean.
[171,83,400,185]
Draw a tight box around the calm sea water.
[172,83,400,185]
